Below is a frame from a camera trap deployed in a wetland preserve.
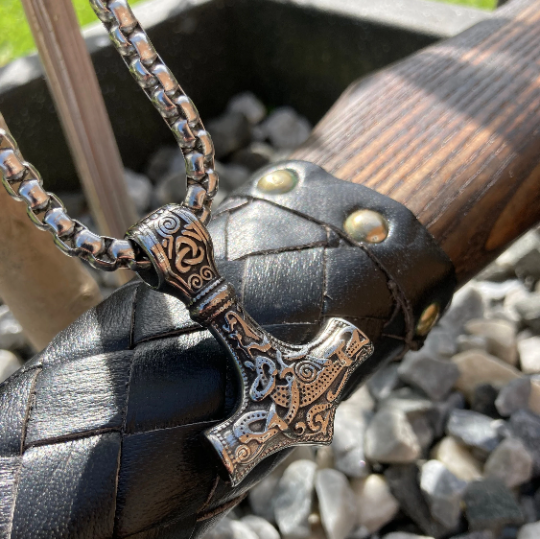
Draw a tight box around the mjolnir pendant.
[128,204,374,486]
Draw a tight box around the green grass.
[0,0,144,67]
[0,0,497,67]
[430,0,497,9]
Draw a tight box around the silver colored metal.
[0,0,220,271]
[89,0,218,224]
[344,209,389,243]
[127,205,374,486]
[0,128,148,271]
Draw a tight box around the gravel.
[3,92,540,539]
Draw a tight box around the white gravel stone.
[452,350,520,400]
[331,406,371,478]
[398,353,460,401]
[249,474,279,523]
[241,516,280,539]
[495,378,531,417]
[124,168,153,214]
[518,521,540,539]
[439,285,485,339]
[484,438,533,489]
[260,107,311,149]
[0,349,22,383]
[518,337,540,374]
[315,469,357,539]
[465,318,518,366]
[515,294,540,333]
[351,474,400,533]
[446,409,502,455]
[228,92,267,125]
[431,436,483,482]
[206,518,259,539]
[382,533,434,539]
[364,408,421,464]
[344,385,375,412]
[368,363,400,401]
[274,460,317,539]
[457,334,488,353]
[0,306,27,350]
[420,460,467,529]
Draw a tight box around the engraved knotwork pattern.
[131,205,220,302]
[205,309,374,486]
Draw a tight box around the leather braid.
[0,162,455,538]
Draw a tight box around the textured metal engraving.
[127,205,374,486]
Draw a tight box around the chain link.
[0,0,219,272]
[0,129,152,271]
[90,0,219,225]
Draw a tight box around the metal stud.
[416,303,440,336]
[257,169,297,194]
[344,209,388,243]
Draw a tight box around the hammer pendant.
[128,205,374,486]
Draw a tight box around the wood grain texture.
[292,0,540,285]
[19,0,138,242]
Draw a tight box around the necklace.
[0,0,374,486]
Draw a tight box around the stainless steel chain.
[0,0,218,272]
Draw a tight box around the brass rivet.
[416,303,440,336]
[257,169,297,194]
[344,209,388,243]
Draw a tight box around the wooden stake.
[0,114,103,351]
[20,0,138,284]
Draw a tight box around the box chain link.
[0,0,219,272]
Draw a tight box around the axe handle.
[292,0,540,286]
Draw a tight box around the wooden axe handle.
[292,0,540,286]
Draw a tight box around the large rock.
[484,438,533,489]
[420,460,467,530]
[331,405,371,478]
[241,516,280,539]
[495,230,540,281]
[457,334,488,354]
[518,337,540,374]
[431,437,483,482]
[515,294,540,333]
[315,469,357,539]
[274,460,317,539]
[385,465,449,538]
[0,349,22,383]
[495,378,532,417]
[465,319,518,366]
[351,474,400,533]
[398,353,460,401]
[509,410,540,474]
[518,521,540,539]
[452,350,520,400]
[446,409,502,456]
[463,478,523,533]
[364,408,421,464]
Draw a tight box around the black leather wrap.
[0,161,455,538]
